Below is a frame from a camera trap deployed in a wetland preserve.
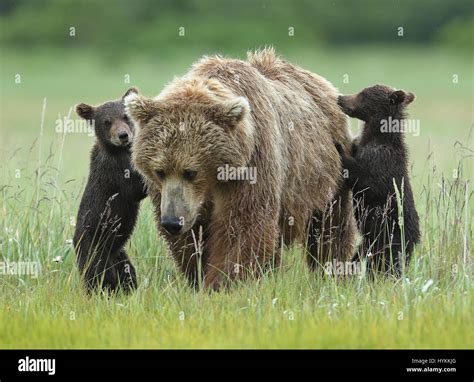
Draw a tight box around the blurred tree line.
[0,0,472,55]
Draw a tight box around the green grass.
[0,47,472,348]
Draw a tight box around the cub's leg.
[306,185,356,271]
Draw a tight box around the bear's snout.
[110,121,133,147]
[161,215,183,235]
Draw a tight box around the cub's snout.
[337,95,357,117]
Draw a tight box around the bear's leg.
[363,228,399,279]
[115,249,138,292]
[203,205,279,291]
[380,231,406,279]
[168,226,209,289]
[306,185,356,272]
[363,223,411,279]
[361,237,380,279]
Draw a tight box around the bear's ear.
[76,103,94,120]
[124,92,159,126]
[389,90,406,105]
[404,91,416,105]
[122,87,139,100]
[209,97,250,129]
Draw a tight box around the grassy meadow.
[0,46,472,348]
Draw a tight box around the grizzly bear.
[74,88,147,293]
[125,48,355,290]
[336,84,420,277]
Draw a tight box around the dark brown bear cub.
[73,88,147,293]
[336,84,420,277]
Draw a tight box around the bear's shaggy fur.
[126,48,355,290]
[73,88,147,293]
[337,84,420,277]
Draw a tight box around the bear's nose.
[161,216,182,235]
[118,132,129,142]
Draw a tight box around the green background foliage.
[1,0,473,55]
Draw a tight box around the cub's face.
[125,89,251,236]
[337,84,415,122]
[76,88,138,148]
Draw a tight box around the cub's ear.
[389,90,406,105]
[75,103,94,120]
[209,97,250,129]
[404,91,416,104]
[124,92,159,126]
[122,87,139,100]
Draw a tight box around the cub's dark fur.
[336,84,420,277]
[73,88,147,293]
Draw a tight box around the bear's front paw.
[117,259,138,292]
[83,255,137,295]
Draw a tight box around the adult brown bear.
[125,48,355,290]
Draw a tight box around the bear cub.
[73,88,147,293]
[336,84,420,277]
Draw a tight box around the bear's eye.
[123,114,129,122]
[104,119,112,126]
[155,170,165,179]
[183,169,197,181]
